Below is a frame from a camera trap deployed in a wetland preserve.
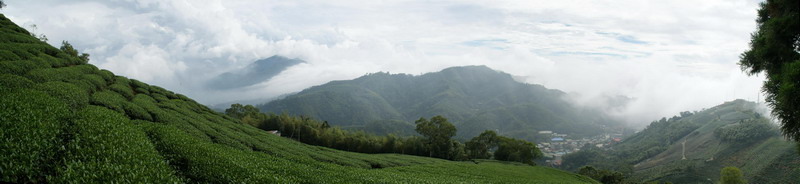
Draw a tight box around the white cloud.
[2,0,766,126]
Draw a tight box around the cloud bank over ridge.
[4,0,765,125]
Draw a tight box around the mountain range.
[258,65,619,140]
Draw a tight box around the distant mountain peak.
[206,55,304,90]
[259,65,617,139]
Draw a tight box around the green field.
[0,14,597,183]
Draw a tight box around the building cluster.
[538,130,623,166]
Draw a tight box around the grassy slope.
[626,100,799,183]
[0,14,597,183]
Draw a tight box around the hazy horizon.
[2,0,767,126]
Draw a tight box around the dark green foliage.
[0,73,33,92]
[97,69,114,83]
[35,81,89,109]
[739,0,800,142]
[109,83,134,99]
[415,116,457,159]
[494,136,543,165]
[233,104,544,164]
[714,119,777,144]
[25,67,83,83]
[124,102,154,121]
[59,41,89,64]
[80,74,106,92]
[578,166,626,184]
[466,130,499,159]
[0,50,19,60]
[90,90,127,113]
[51,106,180,183]
[0,60,45,76]
[225,103,260,119]
[0,89,70,183]
[720,167,746,184]
[562,146,606,172]
[130,79,150,94]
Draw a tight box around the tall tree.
[720,167,746,184]
[59,41,90,64]
[225,103,260,119]
[739,0,800,142]
[493,137,543,165]
[466,130,499,159]
[415,116,457,159]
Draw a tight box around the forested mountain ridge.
[0,14,598,183]
[259,65,618,140]
[562,99,800,183]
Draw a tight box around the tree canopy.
[720,167,746,184]
[466,130,499,159]
[415,116,457,159]
[739,0,800,142]
[59,41,90,64]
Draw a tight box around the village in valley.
[538,126,626,166]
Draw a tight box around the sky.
[3,0,767,126]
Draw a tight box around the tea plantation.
[0,14,597,183]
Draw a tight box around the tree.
[720,166,746,184]
[739,0,800,143]
[322,121,331,129]
[60,41,90,64]
[225,103,260,119]
[415,116,457,159]
[577,166,626,184]
[1,0,6,10]
[466,130,499,159]
[494,137,542,165]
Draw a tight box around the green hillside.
[259,66,618,140]
[562,100,800,183]
[0,14,598,183]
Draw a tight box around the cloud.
[3,0,766,126]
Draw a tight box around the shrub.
[132,94,169,122]
[0,43,34,60]
[97,69,115,83]
[130,79,150,90]
[90,91,127,114]
[0,89,71,183]
[34,81,90,110]
[51,106,181,183]
[81,74,107,91]
[0,60,42,76]
[0,50,20,60]
[25,67,82,83]
[0,73,34,92]
[123,102,153,121]
[109,83,134,100]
